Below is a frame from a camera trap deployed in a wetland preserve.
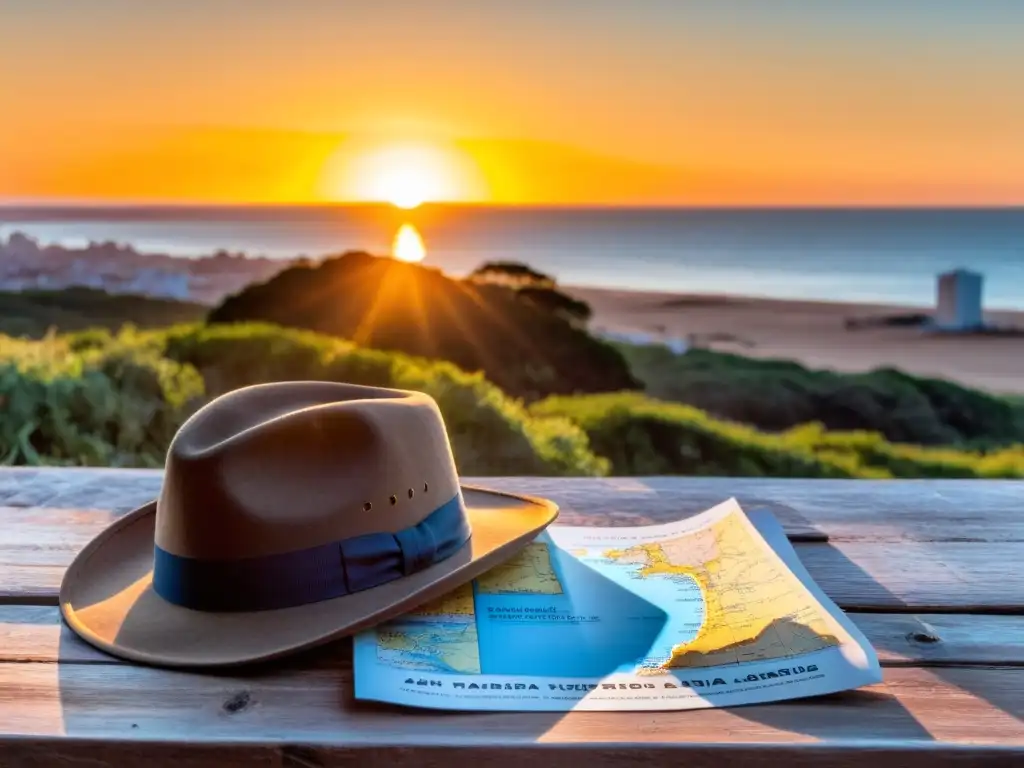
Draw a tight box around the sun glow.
[319,139,486,206]
[392,223,427,262]
[361,145,439,208]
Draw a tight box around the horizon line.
[3,201,1024,212]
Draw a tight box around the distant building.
[935,269,984,330]
[594,328,689,354]
[120,269,192,300]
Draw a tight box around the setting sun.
[320,140,487,206]
[392,223,427,263]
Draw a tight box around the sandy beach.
[569,286,1024,395]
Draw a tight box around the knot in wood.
[222,690,253,713]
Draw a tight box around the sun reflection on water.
[392,223,427,263]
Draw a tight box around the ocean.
[3,206,1024,309]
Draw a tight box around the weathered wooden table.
[1,469,1022,766]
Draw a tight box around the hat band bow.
[151,494,471,612]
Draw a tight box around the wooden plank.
[4,512,1022,612]
[5,606,1024,668]
[480,477,827,540]
[3,469,1024,543]
[0,468,162,513]
[795,541,1024,613]
[2,742,1022,768]
[0,662,1021,761]
[855,614,1024,667]
[479,477,1024,543]
[2,742,1021,768]
[0,606,117,664]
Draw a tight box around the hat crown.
[154,382,464,562]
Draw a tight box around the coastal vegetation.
[533,392,1024,479]
[207,251,637,399]
[1,321,1022,479]
[4,323,603,475]
[0,287,206,338]
[617,343,1024,448]
[0,259,1021,478]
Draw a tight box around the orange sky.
[3,2,1024,206]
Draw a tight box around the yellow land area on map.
[413,583,476,617]
[606,511,843,670]
[476,542,564,595]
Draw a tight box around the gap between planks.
[3,607,1024,668]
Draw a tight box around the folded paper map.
[353,498,882,711]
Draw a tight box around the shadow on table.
[52,554,669,744]
[729,508,1021,740]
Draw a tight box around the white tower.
[935,269,984,330]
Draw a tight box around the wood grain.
[3,469,1024,542]
[851,613,1024,666]
[4,518,1022,612]
[479,476,1024,544]
[792,541,1024,613]
[4,606,1024,667]
[0,662,1021,751]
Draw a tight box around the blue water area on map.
[474,546,705,677]
[584,554,706,669]
[375,619,476,674]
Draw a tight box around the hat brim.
[59,485,558,669]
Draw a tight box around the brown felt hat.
[59,381,558,668]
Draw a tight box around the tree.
[207,251,638,401]
[518,286,593,326]
[467,261,556,289]
[467,261,592,327]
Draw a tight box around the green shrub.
[0,331,203,467]
[532,392,862,478]
[0,323,605,475]
[534,391,1024,479]
[783,422,1024,479]
[157,323,607,476]
[2,322,1021,479]
[616,344,1024,447]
